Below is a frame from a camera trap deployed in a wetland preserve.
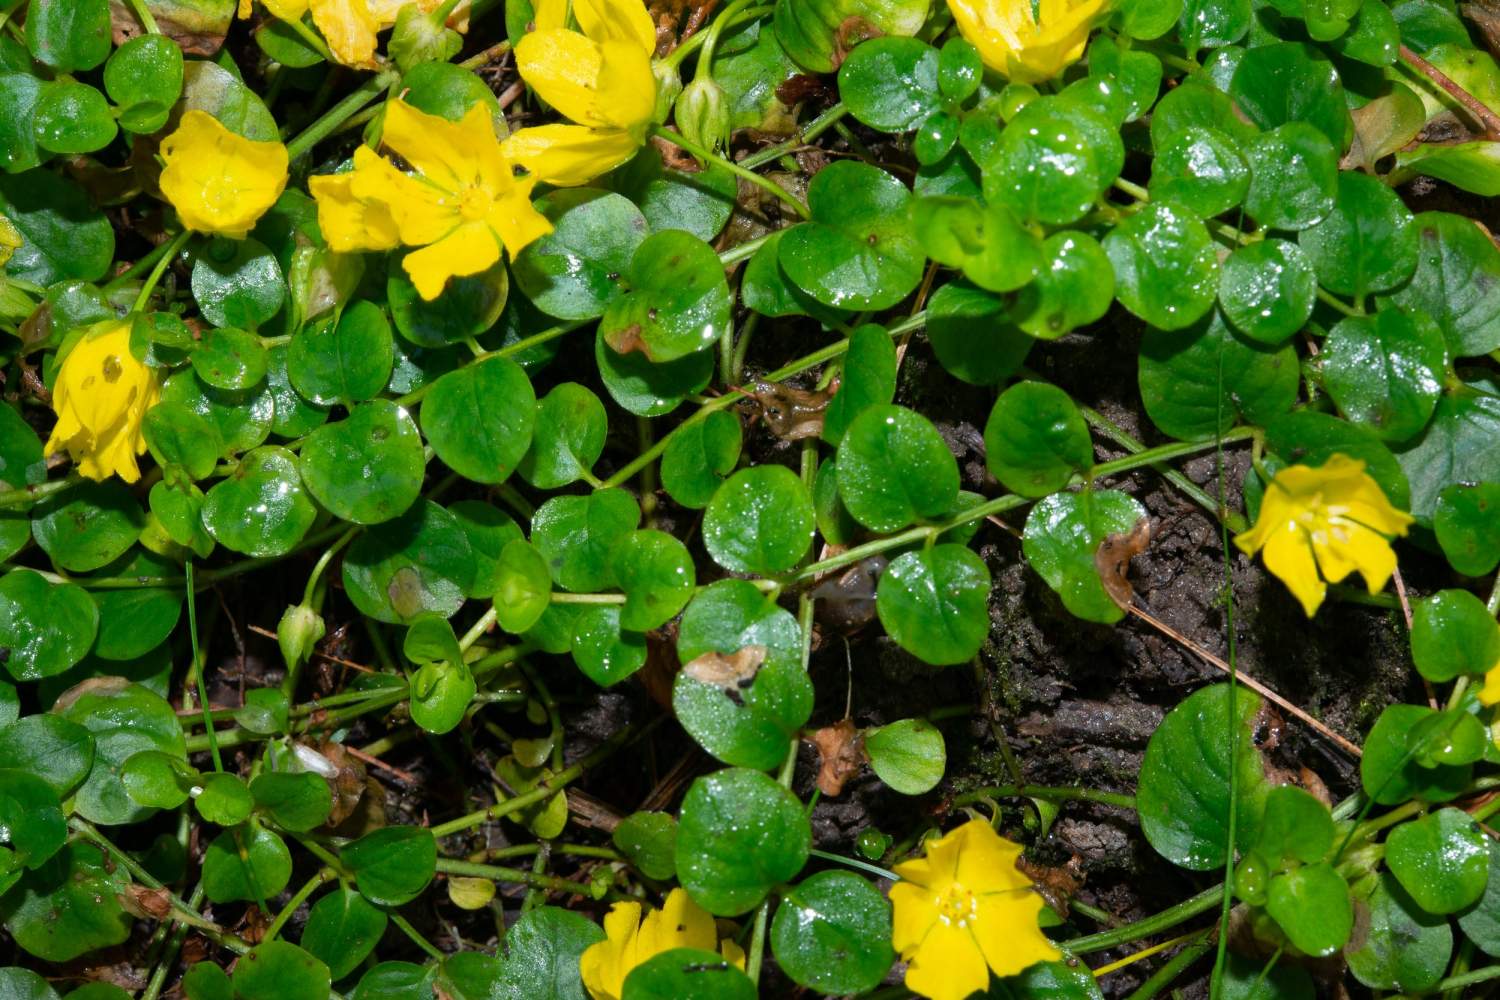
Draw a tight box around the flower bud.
[652,61,683,125]
[278,603,326,673]
[674,77,731,155]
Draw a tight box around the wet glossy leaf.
[201,446,315,557]
[342,826,436,907]
[982,99,1123,226]
[1217,240,1317,345]
[1105,202,1219,331]
[838,36,940,132]
[1180,0,1251,51]
[676,768,811,915]
[31,480,143,572]
[984,382,1092,497]
[608,146,737,242]
[570,605,647,687]
[661,409,742,509]
[1435,482,1500,575]
[0,570,97,681]
[201,823,292,903]
[1244,123,1338,231]
[518,384,607,489]
[612,812,678,881]
[595,327,714,417]
[822,325,897,445]
[1394,377,1500,519]
[1347,873,1451,992]
[491,539,551,635]
[771,871,893,994]
[679,580,803,672]
[1321,307,1446,441]
[601,231,732,363]
[836,405,959,533]
[343,500,474,623]
[0,715,94,798]
[26,0,111,72]
[233,942,330,1000]
[89,554,180,661]
[1360,703,1470,804]
[703,466,815,576]
[1022,491,1145,624]
[409,658,475,735]
[388,257,508,349]
[302,887,388,981]
[1384,211,1500,357]
[288,301,394,406]
[1256,785,1334,865]
[104,35,183,132]
[1457,842,1500,956]
[1230,43,1348,148]
[779,162,924,310]
[910,196,1041,294]
[422,356,535,485]
[923,281,1033,384]
[864,718,945,794]
[531,488,640,593]
[622,948,755,1000]
[1298,173,1417,301]
[1148,126,1249,218]
[1386,807,1490,914]
[0,169,114,285]
[59,680,186,825]
[300,399,425,524]
[191,238,285,331]
[491,906,604,1000]
[143,401,222,482]
[1010,231,1115,340]
[0,770,65,871]
[876,546,991,665]
[611,530,695,631]
[32,81,115,155]
[1266,862,1352,957]
[773,0,928,73]
[0,842,129,962]
[250,771,332,832]
[512,189,648,320]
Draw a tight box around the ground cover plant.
[1,0,1500,996]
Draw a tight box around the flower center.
[459,186,492,222]
[935,884,977,927]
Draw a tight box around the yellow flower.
[579,888,746,1000]
[946,0,1109,83]
[309,99,552,300]
[159,111,289,239]
[239,0,468,68]
[1235,454,1414,618]
[890,819,1059,1000]
[45,320,161,485]
[506,0,658,186]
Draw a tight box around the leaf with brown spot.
[122,885,173,920]
[682,644,767,690]
[740,380,832,441]
[1094,517,1152,612]
[806,718,866,796]
[109,0,235,55]
[832,16,882,67]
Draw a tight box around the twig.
[343,744,417,784]
[1393,567,1439,710]
[1401,45,1500,140]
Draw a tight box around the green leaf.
[0,162,114,285]
[771,871,893,994]
[0,969,60,1000]
[342,501,474,623]
[676,768,811,915]
[202,446,316,557]
[1458,841,1500,956]
[661,410,742,509]
[0,715,94,798]
[518,383,607,489]
[1384,211,1500,357]
[1104,202,1219,331]
[875,546,990,665]
[531,488,640,593]
[350,963,437,1000]
[201,823,292,903]
[0,72,42,175]
[607,146,737,242]
[0,769,66,870]
[1022,490,1145,623]
[673,647,813,770]
[1360,703,1470,805]
[987,956,1106,998]
[1435,482,1500,575]
[678,579,803,672]
[121,750,196,809]
[0,570,97,681]
[1150,79,1257,149]
[492,539,551,635]
[143,401,223,481]
[250,771,332,833]
[910,196,1042,294]
[571,606,647,687]
[922,281,1034,385]
[32,81,116,155]
[57,679,186,826]
[1229,43,1348,148]
[0,842,129,962]
[595,327,714,418]
[1298,171,1417,299]
[1139,310,1300,440]
[601,231,731,363]
[25,0,111,73]
[982,99,1123,227]
[1137,683,1268,869]
[610,530,695,632]
[1386,807,1491,914]
[409,658,475,735]
[612,813,678,881]
[195,772,253,826]
[104,35,184,133]
[1262,409,1410,509]
[1256,785,1334,864]
[821,326,897,445]
[512,189,648,320]
[779,162,924,310]
[287,301,394,406]
[300,399,426,524]
[450,500,523,601]
[835,405,959,533]
[1180,0,1251,51]
[1395,378,1500,519]
[1148,126,1250,218]
[232,942,331,1000]
[1347,873,1452,992]
[1010,231,1115,340]
[864,718,946,794]
[492,906,605,1000]
[388,257,508,349]
[984,382,1092,498]
[1321,307,1447,441]
[1410,589,1500,682]
[422,355,535,486]
[1217,240,1318,345]
[342,826,436,907]
[1244,123,1338,231]
[1219,953,1315,1000]
[31,480,144,573]
[838,37,940,132]
[703,466,815,576]
[773,0,929,73]
[191,238,286,332]
[161,369,274,457]
[1265,862,1352,957]
[622,948,755,1000]
[301,887,388,981]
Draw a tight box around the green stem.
[301,526,359,607]
[1065,884,1224,954]
[0,473,80,510]
[285,70,399,161]
[434,858,607,897]
[651,125,810,218]
[186,562,223,773]
[808,848,898,881]
[1123,933,1215,1000]
[694,0,758,77]
[104,235,178,293]
[1419,964,1500,995]
[125,0,160,34]
[132,230,192,314]
[949,784,1137,810]
[282,15,336,64]
[1487,567,1500,617]
[265,868,335,942]
[741,103,849,170]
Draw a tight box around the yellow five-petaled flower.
[1234,454,1414,618]
[45,319,161,485]
[506,0,659,186]
[946,0,1109,83]
[309,98,552,301]
[890,819,1060,1000]
[159,111,289,240]
[579,888,745,1000]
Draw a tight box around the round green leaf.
[1,842,129,962]
[300,399,425,524]
[875,546,990,666]
[191,238,286,331]
[864,718,946,794]
[450,500,523,600]
[233,942,331,1000]
[195,772,253,826]
[1457,842,1500,956]
[823,324,897,445]
[421,355,535,485]
[531,488,640,593]
[1244,123,1339,231]
[1361,704,1471,805]
[409,658,475,735]
[661,409,742,509]
[0,769,66,870]
[388,256,508,349]
[0,968,59,1000]
[190,326,267,392]
[1322,307,1447,441]
[0,714,94,798]
[25,0,110,72]
[1386,808,1490,915]
[201,822,293,903]
[1411,589,1500,680]
[89,555,180,661]
[910,196,1041,294]
[1256,785,1335,864]
[511,189,648,320]
[1217,239,1318,345]
[622,948,755,1000]
[201,446,316,557]
[601,230,732,363]
[1021,489,1146,624]
[674,650,813,770]
[31,480,143,572]
[1137,683,1269,870]
[1298,171,1418,299]
[984,381,1092,497]
[1384,211,1500,357]
[0,169,114,285]
[771,871,894,994]
[924,281,1034,383]
[1180,0,1250,50]
[982,99,1123,227]
[837,36,941,131]
[1104,201,1219,331]
[1149,126,1250,218]
[250,771,332,833]
[1394,375,1500,519]
[1230,42,1348,148]
[570,605,647,687]
[104,35,184,133]
[342,825,437,907]
[517,383,607,489]
[1265,862,1353,957]
[1435,482,1500,575]
[161,369,274,457]
[31,81,115,155]
[287,301,394,406]
[342,500,474,623]
[678,579,803,671]
[595,326,714,417]
[702,465,815,576]
[779,161,924,310]
[302,887,389,981]
[143,400,223,481]
[0,570,97,681]
[611,530,695,631]
[835,405,959,533]
[676,768,811,915]
[1348,872,1452,992]
[492,538,551,634]
[57,679,186,826]
[612,812,678,881]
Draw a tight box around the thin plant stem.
[1124,933,1216,1000]
[265,868,335,942]
[186,562,223,773]
[285,70,399,160]
[1065,884,1224,954]
[132,230,193,313]
[651,125,810,218]
[949,785,1137,811]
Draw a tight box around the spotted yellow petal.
[503,123,642,186]
[44,321,159,484]
[889,879,939,955]
[950,820,1033,896]
[263,0,311,18]
[637,888,718,956]
[380,99,501,194]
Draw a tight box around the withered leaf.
[741,380,832,441]
[806,718,866,796]
[1094,517,1152,612]
[682,644,767,690]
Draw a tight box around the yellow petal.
[637,888,718,956]
[44,321,159,484]
[580,901,643,1000]
[947,0,1034,78]
[308,172,401,252]
[380,99,498,194]
[400,221,500,300]
[1321,520,1398,595]
[309,0,380,69]
[592,40,657,130]
[502,123,642,186]
[890,880,940,955]
[348,146,460,246]
[0,213,22,269]
[1261,522,1326,617]
[973,890,1060,979]
[515,28,610,126]
[159,111,289,239]
[719,937,746,970]
[1479,664,1500,707]
[903,919,992,1000]
[572,0,657,53]
[949,820,1034,896]
[484,182,552,257]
